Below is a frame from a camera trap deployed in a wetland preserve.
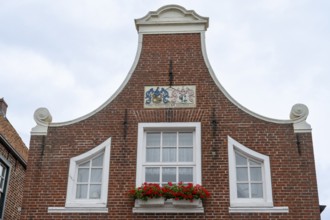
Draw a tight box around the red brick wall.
[0,143,26,220]
[21,33,320,219]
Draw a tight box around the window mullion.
[160,132,163,163]
[160,132,163,185]
[176,132,179,183]
[87,160,92,199]
[248,159,251,199]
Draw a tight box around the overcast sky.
[1,0,329,218]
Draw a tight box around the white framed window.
[228,136,273,208]
[65,137,111,208]
[228,136,288,213]
[136,122,201,187]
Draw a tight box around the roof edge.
[0,134,27,168]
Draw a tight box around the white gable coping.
[135,4,209,34]
[31,5,311,135]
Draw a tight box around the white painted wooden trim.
[229,206,289,213]
[48,207,108,213]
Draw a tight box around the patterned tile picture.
[144,86,196,108]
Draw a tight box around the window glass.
[0,164,5,192]
[162,167,176,183]
[250,167,262,181]
[76,152,104,199]
[179,167,193,182]
[235,153,247,165]
[146,133,161,146]
[179,147,193,162]
[76,184,88,199]
[236,167,248,181]
[77,168,89,182]
[89,184,101,199]
[179,132,193,146]
[251,183,263,198]
[146,148,160,162]
[162,148,176,162]
[92,154,103,166]
[237,183,249,198]
[163,132,176,146]
[91,169,102,182]
[235,152,264,199]
[145,167,160,182]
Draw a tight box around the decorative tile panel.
[144,86,196,108]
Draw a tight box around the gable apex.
[135,5,209,33]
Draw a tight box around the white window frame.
[228,136,288,213]
[136,122,201,187]
[65,137,111,208]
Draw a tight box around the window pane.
[0,165,3,176]
[146,148,160,162]
[179,167,193,182]
[146,133,160,146]
[250,167,262,181]
[162,147,176,162]
[80,161,90,167]
[251,183,263,198]
[236,167,248,181]
[235,153,247,165]
[76,184,88,199]
[0,178,4,191]
[89,184,101,199]
[0,178,5,192]
[145,167,160,182]
[77,168,89,182]
[179,147,193,162]
[92,154,104,167]
[179,132,193,146]
[163,132,177,146]
[162,167,176,183]
[237,183,249,198]
[250,160,261,166]
[91,168,102,183]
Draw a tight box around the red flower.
[129,182,211,201]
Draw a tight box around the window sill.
[229,206,289,213]
[48,207,108,213]
[133,199,204,213]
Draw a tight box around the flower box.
[136,198,165,207]
[129,182,210,210]
[172,199,201,207]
